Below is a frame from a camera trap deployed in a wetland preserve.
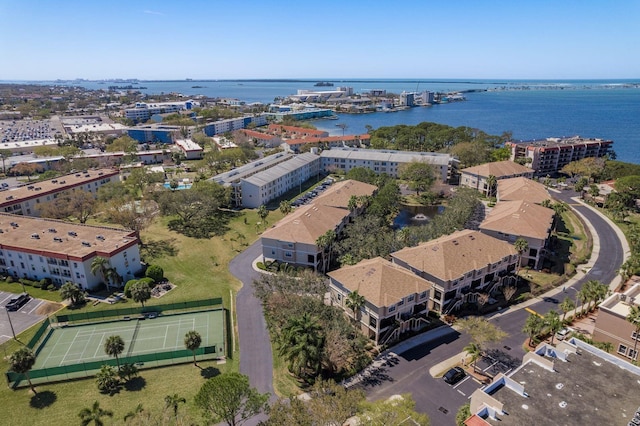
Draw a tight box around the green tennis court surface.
[34,310,224,369]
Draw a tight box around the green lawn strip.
[0,282,63,302]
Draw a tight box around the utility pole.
[5,307,16,340]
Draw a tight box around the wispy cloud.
[144,10,164,16]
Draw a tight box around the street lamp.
[5,307,16,340]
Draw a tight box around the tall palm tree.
[104,335,125,370]
[79,401,113,426]
[278,313,324,379]
[164,394,186,419]
[315,229,336,273]
[560,297,576,322]
[627,305,640,361]
[552,202,568,232]
[577,287,590,315]
[184,330,202,366]
[464,342,482,372]
[91,256,112,291]
[523,314,545,347]
[345,290,366,324]
[514,238,529,273]
[9,347,37,394]
[545,310,562,345]
[486,174,497,198]
[279,200,292,215]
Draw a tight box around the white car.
[556,327,573,341]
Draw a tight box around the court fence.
[6,298,226,388]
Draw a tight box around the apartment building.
[260,180,377,269]
[459,161,534,195]
[328,257,433,345]
[124,100,197,123]
[263,108,335,122]
[320,148,457,183]
[285,134,370,153]
[235,129,282,148]
[466,338,640,426]
[174,139,203,160]
[267,124,329,139]
[0,213,141,290]
[240,152,321,208]
[496,176,550,204]
[593,282,640,363]
[479,200,554,269]
[203,115,267,137]
[505,136,613,176]
[391,230,518,312]
[0,168,119,216]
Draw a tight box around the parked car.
[443,367,466,385]
[556,327,574,341]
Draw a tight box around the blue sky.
[1,0,639,80]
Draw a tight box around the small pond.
[393,204,445,229]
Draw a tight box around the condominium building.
[263,108,335,122]
[124,100,198,123]
[174,139,203,160]
[391,230,518,313]
[496,177,550,204]
[320,147,457,183]
[505,136,613,176]
[459,161,534,195]
[328,257,433,345]
[203,116,267,136]
[240,153,321,208]
[0,213,141,290]
[0,168,119,216]
[267,124,329,139]
[285,134,370,153]
[593,282,640,363]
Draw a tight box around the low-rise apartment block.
[0,168,119,216]
[320,148,457,183]
[505,136,613,176]
[496,176,550,204]
[203,116,267,137]
[125,100,198,123]
[266,124,329,139]
[459,161,534,195]
[174,139,203,160]
[0,213,141,290]
[285,134,370,153]
[391,230,518,312]
[328,257,433,345]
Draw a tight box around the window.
[618,344,628,355]
[420,291,428,299]
[389,305,396,313]
[369,316,377,328]
[629,348,638,360]
[397,299,404,306]
[284,251,292,258]
[408,294,415,302]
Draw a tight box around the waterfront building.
[0,213,141,289]
[399,91,415,107]
[391,230,518,313]
[124,100,198,123]
[466,338,640,425]
[593,282,640,363]
[459,161,534,196]
[267,124,329,139]
[287,87,353,103]
[328,257,433,345]
[174,139,203,160]
[320,147,457,183]
[0,168,119,217]
[240,152,320,208]
[262,108,335,122]
[211,152,295,207]
[505,136,614,176]
[479,200,554,269]
[260,180,377,270]
[203,115,267,137]
[236,129,282,148]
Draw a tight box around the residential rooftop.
[319,147,454,166]
[211,152,294,185]
[327,257,433,307]
[313,179,377,209]
[242,152,319,187]
[479,200,554,240]
[0,213,138,261]
[599,282,640,318]
[497,177,551,203]
[260,203,348,245]
[507,136,613,148]
[460,161,532,179]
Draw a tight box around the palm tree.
[544,310,562,345]
[91,256,112,291]
[464,342,482,372]
[60,282,85,306]
[348,195,358,212]
[184,330,202,365]
[104,335,125,370]
[79,401,113,426]
[523,314,545,347]
[9,347,37,394]
[279,200,292,215]
[123,404,144,422]
[552,202,568,232]
[315,229,336,273]
[627,305,640,361]
[345,290,366,324]
[130,281,151,307]
[486,174,497,198]
[514,238,529,273]
[257,204,269,225]
[278,313,324,380]
[164,394,186,418]
[540,199,552,208]
[560,297,576,322]
[577,287,590,315]
[105,267,123,290]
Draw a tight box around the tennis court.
[34,310,224,370]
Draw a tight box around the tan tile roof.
[261,203,348,244]
[0,213,138,261]
[497,177,551,203]
[479,200,554,239]
[461,161,532,179]
[313,180,377,209]
[391,230,517,281]
[328,257,433,308]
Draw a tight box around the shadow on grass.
[124,376,146,392]
[30,390,57,409]
[199,366,220,379]
[141,238,179,260]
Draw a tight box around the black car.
[443,367,466,385]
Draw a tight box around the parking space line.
[453,376,471,389]
[28,300,45,315]
[483,361,499,372]
[457,389,466,396]
[0,293,12,304]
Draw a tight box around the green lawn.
[0,207,284,425]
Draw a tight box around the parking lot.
[0,291,61,344]
[291,178,334,207]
